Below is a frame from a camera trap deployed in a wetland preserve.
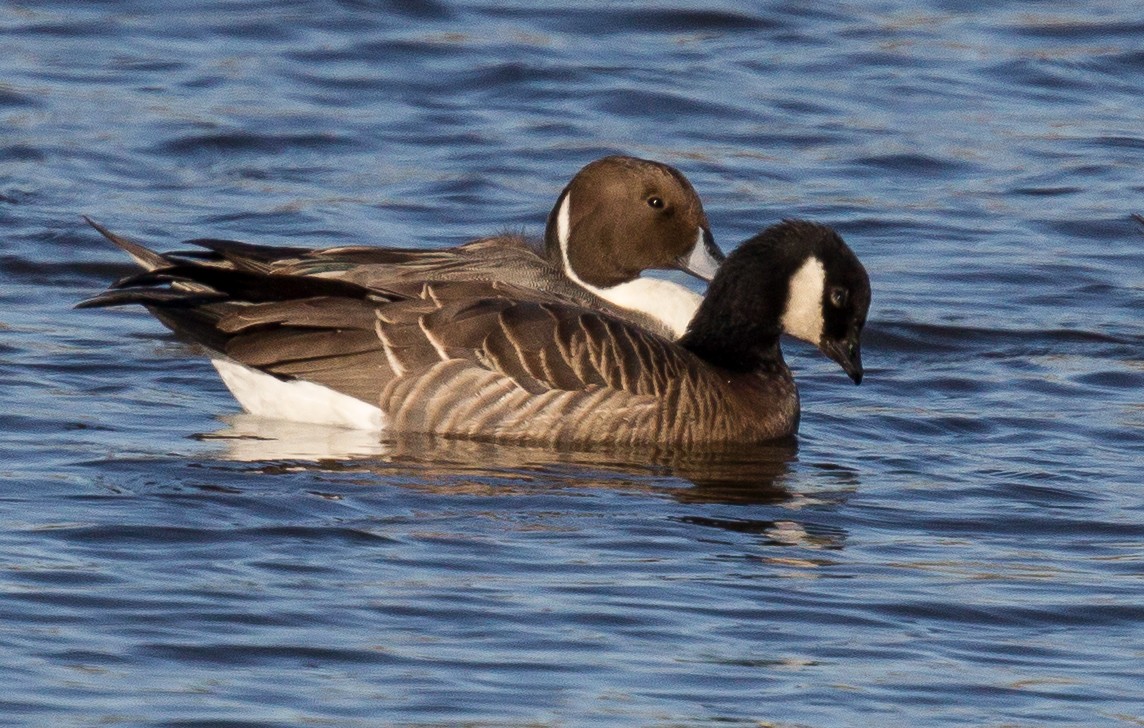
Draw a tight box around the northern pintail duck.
[94,155,722,341]
[81,219,870,446]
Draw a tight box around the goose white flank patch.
[211,358,385,431]
[91,155,723,342]
[81,218,870,446]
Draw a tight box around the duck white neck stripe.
[781,256,826,345]
[555,189,701,340]
[557,190,572,256]
[557,190,591,290]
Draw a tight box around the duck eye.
[829,287,849,308]
[647,196,664,209]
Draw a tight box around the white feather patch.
[211,358,385,431]
[556,190,572,249]
[557,191,701,339]
[781,256,826,345]
[680,228,721,280]
[584,277,701,339]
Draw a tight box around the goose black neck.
[679,268,787,374]
[678,222,814,374]
[679,304,784,373]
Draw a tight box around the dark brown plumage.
[92,155,722,340]
[80,219,870,447]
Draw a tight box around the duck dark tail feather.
[84,216,171,272]
[186,237,312,267]
[75,289,228,310]
[111,263,382,303]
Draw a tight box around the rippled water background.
[2,1,1143,725]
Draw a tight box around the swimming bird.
[80,219,870,446]
[91,155,722,341]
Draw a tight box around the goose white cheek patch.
[781,256,826,345]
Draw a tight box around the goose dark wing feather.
[478,330,551,395]
[225,328,389,404]
[416,299,691,398]
[418,298,514,349]
[493,304,585,390]
[196,296,396,403]
[216,297,382,333]
[186,238,313,272]
[224,328,380,370]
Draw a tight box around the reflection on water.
[202,413,806,506]
[194,414,391,461]
[197,413,850,553]
[678,515,847,551]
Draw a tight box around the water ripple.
[2,1,1143,726]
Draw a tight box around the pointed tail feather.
[75,288,228,309]
[186,237,313,271]
[84,216,170,271]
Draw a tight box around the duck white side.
[554,193,703,339]
[212,358,386,431]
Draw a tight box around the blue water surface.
[1,1,1142,726]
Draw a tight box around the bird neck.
[679,295,785,374]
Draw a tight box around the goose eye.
[829,287,849,308]
[647,196,664,209]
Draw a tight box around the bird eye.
[829,287,849,308]
[647,196,664,209]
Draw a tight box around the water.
[2,1,1142,725]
